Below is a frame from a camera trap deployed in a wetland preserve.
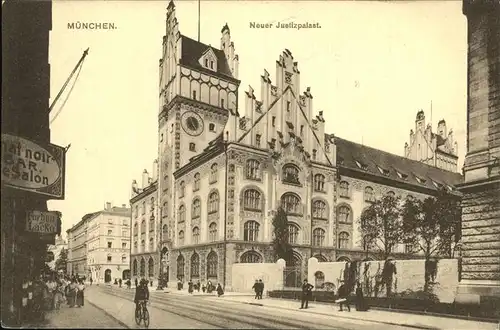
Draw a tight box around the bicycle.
[135,299,150,327]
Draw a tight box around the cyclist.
[134,278,150,314]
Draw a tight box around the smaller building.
[46,235,68,271]
[67,202,131,282]
[404,110,459,172]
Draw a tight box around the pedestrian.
[119,278,122,288]
[252,280,259,299]
[196,280,201,292]
[258,279,264,299]
[216,283,224,297]
[355,282,369,311]
[68,279,78,307]
[75,280,85,307]
[89,278,93,286]
[135,278,138,288]
[202,283,206,293]
[300,279,314,309]
[150,279,153,287]
[336,282,351,312]
[188,279,193,294]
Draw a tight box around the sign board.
[26,210,60,234]
[1,134,66,199]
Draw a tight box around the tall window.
[337,205,352,223]
[133,259,138,276]
[179,181,185,198]
[246,160,260,180]
[255,134,261,147]
[191,253,200,277]
[210,164,218,183]
[241,251,262,263]
[134,241,138,249]
[243,189,261,211]
[135,205,138,218]
[142,201,146,214]
[141,220,145,233]
[314,174,325,192]
[150,197,155,211]
[192,198,201,219]
[192,227,200,244]
[107,254,112,262]
[148,257,154,277]
[312,200,327,219]
[178,230,185,245]
[282,164,300,184]
[207,252,218,278]
[134,222,138,235]
[243,221,259,242]
[177,255,185,281]
[193,173,201,191]
[208,223,217,242]
[149,216,155,232]
[208,192,219,214]
[313,228,325,247]
[288,224,299,244]
[338,232,349,249]
[140,258,146,276]
[312,149,317,160]
[339,181,349,197]
[141,239,145,250]
[178,205,186,223]
[364,186,375,202]
[149,237,154,249]
[281,193,301,215]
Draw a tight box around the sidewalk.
[165,289,253,297]
[212,295,499,330]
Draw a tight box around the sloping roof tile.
[180,35,233,78]
[334,136,463,189]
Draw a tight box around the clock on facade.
[181,111,204,136]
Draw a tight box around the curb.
[222,299,437,330]
[85,299,131,329]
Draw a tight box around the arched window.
[178,230,185,245]
[149,216,155,232]
[241,251,262,263]
[141,239,145,250]
[177,255,185,281]
[132,259,138,276]
[387,191,395,197]
[282,164,300,184]
[338,232,350,249]
[208,222,217,242]
[162,224,168,235]
[141,220,146,233]
[192,198,201,218]
[178,205,186,223]
[122,255,127,263]
[312,200,327,219]
[149,237,154,249]
[210,163,218,183]
[243,221,259,242]
[281,193,301,215]
[337,205,352,223]
[193,173,201,191]
[140,258,146,276]
[313,254,328,262]
[148,257,154,277]
[208,191,219,214]
[314,271,325,288]
[288,223,299,244]
[192,227,200,244]
[134,222,138,236]
[339,181,349,197]
[312,228,325,247]
[246,159,261,180]
[314,174,325,192]
[364,186,375,202]
[207,252,218,278]
[191,253,200,277]
[179,181,185,198]
[243,189,261,211]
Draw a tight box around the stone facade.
[458,0,500,297]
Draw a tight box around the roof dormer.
[199,47,218,72]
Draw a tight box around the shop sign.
[1,134,66,199]
[26,210,60,234]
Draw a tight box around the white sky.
[47,0,467,236]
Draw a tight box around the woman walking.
[75,280,85,307]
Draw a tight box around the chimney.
[142,169,149,188]
[132,180,138,192]
[152,159,158,181]
[105,202,111,210]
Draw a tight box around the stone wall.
[307,257,459,303]
[231,259,286,293]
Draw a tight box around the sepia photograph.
[1,0,499,328]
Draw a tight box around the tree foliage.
[272,207,293,265]
[55,247,68,273]
[359,194,404,260]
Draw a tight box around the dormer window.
[189,143,196,152]
[377,166,390,176]
[396,170,408,180]
[204,59,208,67]
[210,61,214,69]
[432,180,442,189]
[209,123,215,132]
[415,175,426,184]
[355,160,368,171]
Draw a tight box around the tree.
[55,247,68,274]
[435,189,462,258]
[272,207,293,265]
[359,194,404,260]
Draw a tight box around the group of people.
[300,279,369,312]
[182,279,224,297]
[251,279,265,299]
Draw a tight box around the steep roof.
[334,137,463,190]
[180,35,234,79]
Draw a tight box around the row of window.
[176,251,218,280]
[339,181,403,203]
[179,165,219,198]
[105,254,128,263]
[106,241,128,249]
[134,197,155,218]
[133,216,156,236]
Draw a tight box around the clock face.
[181,111,204,136]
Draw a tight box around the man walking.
[337,282,351,312]
[300,279,314,309]
[252,280,259,299]
[258,279,264,299]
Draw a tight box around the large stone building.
[134,1,464,290]
[67,202,131,282]
[130,161,160,283]
[404,110,459,172]
[458,0,500,298]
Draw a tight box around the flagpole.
[197,0,200,42]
